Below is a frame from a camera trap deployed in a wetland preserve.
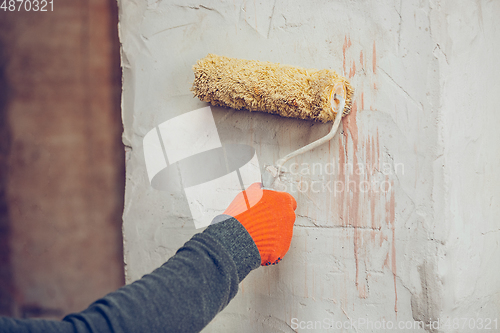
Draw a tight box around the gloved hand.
[224,183,297,266]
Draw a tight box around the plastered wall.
[118,0,500,331]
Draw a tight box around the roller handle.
[263,95,345,189]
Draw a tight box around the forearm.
[0,217,260,333]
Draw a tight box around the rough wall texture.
[119,0,499,331]
[0,0,125,318]
[434,0,500,324]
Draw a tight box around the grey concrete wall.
[118,0,500,331]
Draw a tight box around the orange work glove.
[224,183,297,266]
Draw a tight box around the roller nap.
[192,54,353,123]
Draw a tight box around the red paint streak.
[343,36,352,75]
[342,129,349,162]
[373,41,377,74]
[384,252,390,268]
[373,82,377,90]
[376,129,380,165]
[366,136,377,242]
[341,101,365,297]
[336,102,388,300]
[338,136,345,225]
[380,234,387,247]
[349,60,356,78]
[367,133,379,185]
[370,195,377,240]
[385,179,397,314]
[366,136,372,174]
[372,132,377,171]
[343,36,348,74]
[343,101,358,145]
[328,140,333,225]
[373,132,382,232]
[360,50,363,68]
[359,283,367,299]
[360,92,364,110]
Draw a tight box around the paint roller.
[191,53,354,187]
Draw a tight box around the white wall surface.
[118,0,500,331]
[434,0,500,326]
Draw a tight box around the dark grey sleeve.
[0,217,261,333]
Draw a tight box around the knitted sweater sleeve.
[0,217,261,333]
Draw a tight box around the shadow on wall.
[0,0,125,319]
